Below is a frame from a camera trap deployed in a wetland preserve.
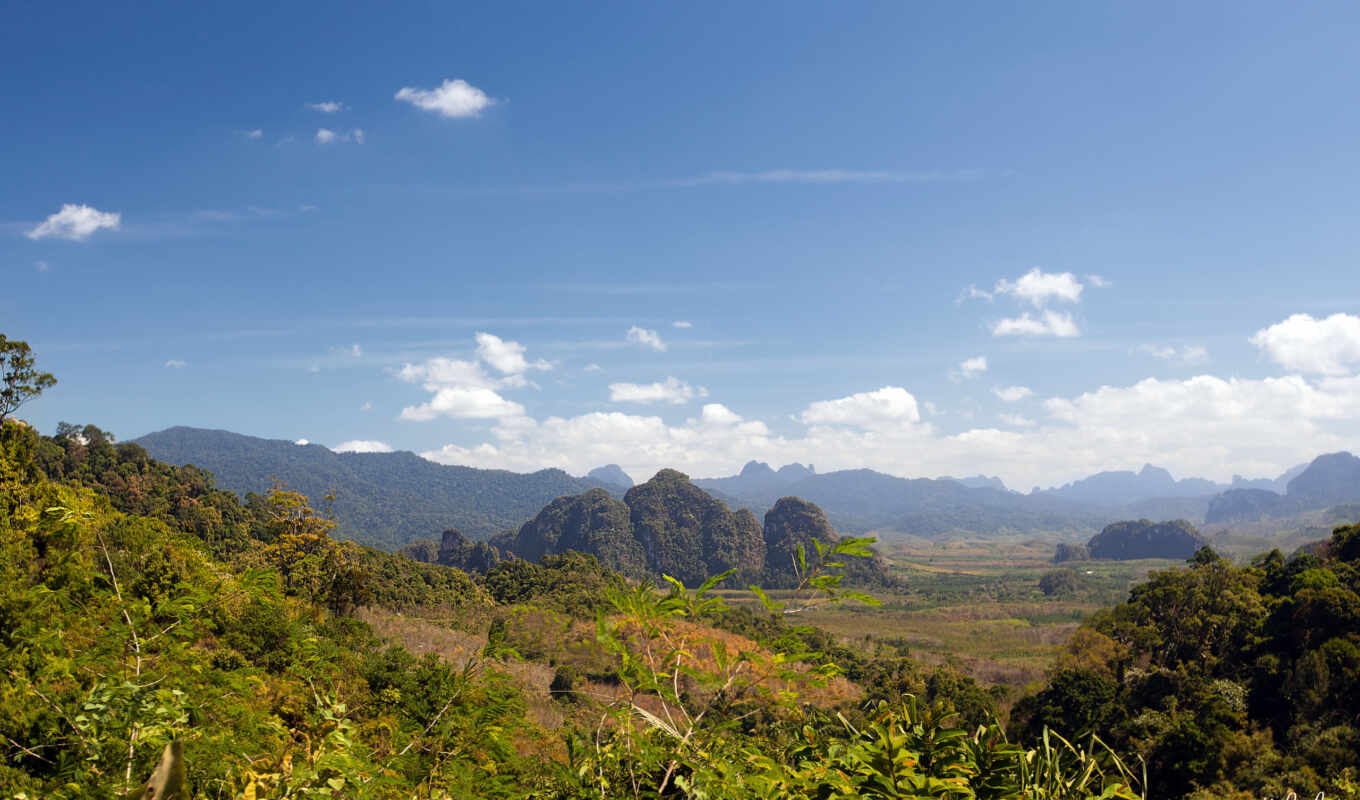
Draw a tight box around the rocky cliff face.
[626,469,764,584]
[761,496,841,588]
[510,488,643,577]
[1086,519,1207,560]
[435,528,505,573]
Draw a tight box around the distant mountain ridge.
[1204,452,1360,524]
[132,427,617,548]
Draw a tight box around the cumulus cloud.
[955,356,987,379]
[1137,344,1209,366]
[307,101,345,113]
[800,386,921,428]
[1251,313,1360,375]
[409,369,1360,491]
[164,359,186,369]
[316,128,364,144]
[609,377,708,405]
[993,386,1033,402]
[626,326,667,352]
[476,332,550,375]
[334,439,393,453]
[394,78,494,118]
[993,268,1084,306]
[294,439,310,446]
[992,311,1080,338]
[397,333,549,422]
[26,204,121,241]
[1086,274,1111,288]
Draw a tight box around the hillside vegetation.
[133,426,620,547]
[2,419,1155,798]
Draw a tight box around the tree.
[0,334,56,423]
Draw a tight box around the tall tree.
[0,334,57,423]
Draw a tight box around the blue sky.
[6,1,1360,489]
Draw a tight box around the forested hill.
[133,426,622,548]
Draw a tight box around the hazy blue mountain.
[1041,464,1226,507]
[1203,453,1360,524]
[938,475,1010,492]
[709,468,1106,538]
[132,426,616,548]
[586,464,634,489]
[1285,451,1360,507]
[693,460,816,498]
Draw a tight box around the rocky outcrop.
[1053,542,1090,563]
[1285,452,1360,508]
[509,489,643,577]
[626,469,765,585]
[1086,519,1207,561]
[435,528,505,573]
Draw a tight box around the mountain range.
[134,427,1360,552]
[132,426,624,548]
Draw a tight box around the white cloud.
[244,129,263,139]
[992,311,1080,338]
[36,260,50,272]
[993,385,1033,402]
[609,377,708,405]
[800,386,921,428]
[164,359,187,369]
[1250,313,1360,376]
[408,368,1360,491]
[26,204,121,241]
[1137,344,1209,366]
[626,326,667,352]
[334,439,393,453]
[475,332,550,375]
[1086,274,1111,288]
[394,78,494,118]
[673,321,694,329]
[955,356,987,379]
[294,439,310,446]
[400,386,525,421]
[993,268,1084,306]
[360,401,373,411]
[316,128,364,144]
[583,363,603,373]
[307,101,344,113]
[396,334,551,422]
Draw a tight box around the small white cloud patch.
[609,377,707,405]
[800,386,921,428]
[316,128,364,144]
[672,321,694,329]
[993,386,1033,402]
[1138,344,1209,366]
[992,311,1080,338]
[27,204,121,241]
[626,326,667,352]
[394,78,495,118]
[956,356,987,379]
[164,359,187,369]
[307,101,344,113]
[334,440,394,453]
